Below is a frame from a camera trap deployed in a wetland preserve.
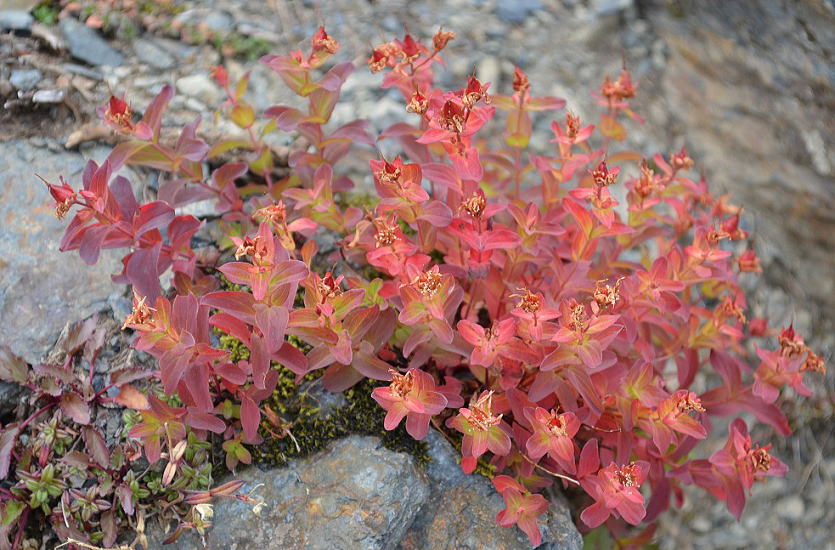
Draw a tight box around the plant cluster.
[20,26,828,548]
[0,316,256,549]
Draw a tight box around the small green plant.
[32,2,59,25]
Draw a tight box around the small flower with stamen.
[439,99,466,133]
[591,161,619,187]
[448,390,512,473]
[459,190,487,219]
[412,266,444,297]
[372,215,400,247]
[406,91,429,115]
[102,96,134,133]
[122,292,156,330]
[432,28,456,51]
[253,201,287,227]
[316,272,344,303]
[462,76,490,108]
[593,277,625,311]
[669,147,694,171]
[368,47,388,72]
[580,460,649,528]
[311,26,339,55]
[524,408,580,474]
[371,368,447,440]
[512,67,530,94]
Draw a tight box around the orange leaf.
[115,384,150,410]
[607,151,643,163]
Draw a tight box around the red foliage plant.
[42,27,827,546]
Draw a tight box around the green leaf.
[0,499,24,526]
[208,139,251,159]
[505,109,532,148]
[583,526,616,550]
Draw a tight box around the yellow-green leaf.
[600,114,627,141]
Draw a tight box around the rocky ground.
[0,0,832,548]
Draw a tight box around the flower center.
[389,370,414,398]
[511,288,542,314]
[414,269,443,297]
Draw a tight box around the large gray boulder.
[399,431,582,550]
[0,140,122,364]
[148,433,582,549]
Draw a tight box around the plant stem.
[519,453,580,486]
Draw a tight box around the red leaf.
[60,392,91,425]
[563,197,594,237]
[0,427,19,479]
[599,114,626,141]
[578,439,600,479]
[109,367,154,387]
[417,201,453,227]
[134,201,175,239]
[0,346,28,384]
[141,84,174,139]
[203,291,257,324]
[82,426,110,468]
[240,393,260,443]
[185,408,226,434]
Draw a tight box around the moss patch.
[213,333,431,468]
[250,374,430,468]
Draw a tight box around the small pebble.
[0,9,33,31]
[777,495,805,521]
[10,69,41,91]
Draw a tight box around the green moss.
[398,219,417,237]
[337,192,379,212]
[33,2,59,25]
[217,272,244,292]
[287,334,313,354]
[251,375,430,468]
[428,249,445,265]
[218,333,251,362]
[213,309,430,470]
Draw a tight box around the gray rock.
[477,56,501,89]
[777,495,805,521]
[31,89,64,103]
[59,17,124,66]
[399,431,582,550]
[0,141,121,364]
[176,73,221,107]
[649,0,835,340]
[0,9,32,31]
[9,69,41,91]
[589,0,633,17]
[203,10,234,33]
[0,382,24,417]
[496,0,543,24]
[132,37,175,69]
[147,436,431,549]
[61,63,103,80]
[147,432,581,549]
